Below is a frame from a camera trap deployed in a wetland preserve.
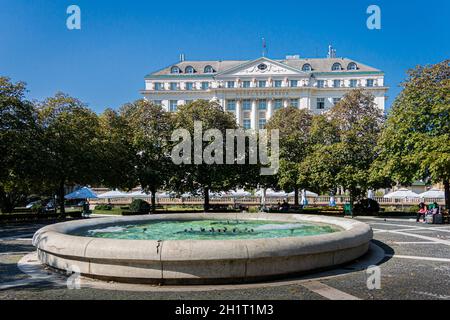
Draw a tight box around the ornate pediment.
[217,58,306,77]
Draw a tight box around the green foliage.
[129,199,150,214]
[0,77,42,213]
[374,60,450,208]
[94,204,112,211]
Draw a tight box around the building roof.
[146,57,382,78]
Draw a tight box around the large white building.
[141,50,388,129]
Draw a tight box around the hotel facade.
[141,51,388,129]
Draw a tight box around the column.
[236,99,242,126]
[267,99,273,120]
[220,98,226,111]
[251,100,258,130]
[283,99,289,108]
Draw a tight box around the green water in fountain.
[74,220,340,240]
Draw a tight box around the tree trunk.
[0,189,15,214]
[58,181,66,216]
[294,187,299,206]
[151,188,156,214]
[204,187,210,212]
[444,180,450,210]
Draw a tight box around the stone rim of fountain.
[32,213,373,285]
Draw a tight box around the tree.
[0,77,41,213]
[266,107,313,205]
[302,89,384,211]
[37,93,101,215]
[120,99,173,213]
[375,60,450,209]
[98,108,136,191]
[170,100,242,211]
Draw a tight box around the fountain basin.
[32,213,372,284]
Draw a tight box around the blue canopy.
[65,187,98,200]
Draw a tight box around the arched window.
[302,63,312,72]
[332,63,342,71]
[170,66,181,74]
[204,65,214,73]
[347,62,358,70]
[185,66,195,74]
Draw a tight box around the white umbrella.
[156,192,175,198]
[383,188,420,199]
[256,189,287,197]
[97,190,130,199]
[367,189,375,200]
[419,189,445,199]
[130,190,151,198]
[288,190,319,197]
[228,189,251,197]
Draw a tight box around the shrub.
[354,199,380,215]
[129,199,151,214]
[95,204,112,211]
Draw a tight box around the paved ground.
[1,216,450,300]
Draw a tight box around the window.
[332,63,342,71]
[153,100,162,106]
[154,82,163,91]
[258,100,267,110]
[243,119,251,129]
[227,81,235,88]
[201,82,209,90]
[333,98,341,105]
[185,66,195,74]
[347,62,358,70]
[242,81,251,88]
[333,80,341,88]
[204,65,214,73]
[258,63,268,71]
[317,80,325,88]
[317,98,325,109]
[169,100,178,112]
[259,119,266,129]
[366,79,374,87]
[289,99,299,108]
[258,80,267,88]
[274,99,283,109]
[185,82,193,90]
[274,80,282,88]
[170,66,181,74]
[290,80,298,87]
[349,79,357,88]
[242,99,251,111]
[302,64,312,72]
[170,82,178,91]
[226,100,236,111]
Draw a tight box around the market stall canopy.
[228,189,251,197]
[419,189,445,199]
[97,190,129,199]
[383,188,420,199]
[65,187,98,199]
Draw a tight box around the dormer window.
[347,62,358,70]
[332,63,342,71]
[204,65,214,73]
[185,66,195,74]
[170,66,181,74]
[302,64,312,72]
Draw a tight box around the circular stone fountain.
[32,213,372,284]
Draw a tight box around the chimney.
[327,45,336,58]
[179,53,185,62]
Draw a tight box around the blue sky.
[1,0,448,113]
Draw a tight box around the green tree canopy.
[0,77,41,212]
[266,106,313,205]
[375,60,450,208]
[37,93,102,215]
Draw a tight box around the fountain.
[32,213,372,284]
